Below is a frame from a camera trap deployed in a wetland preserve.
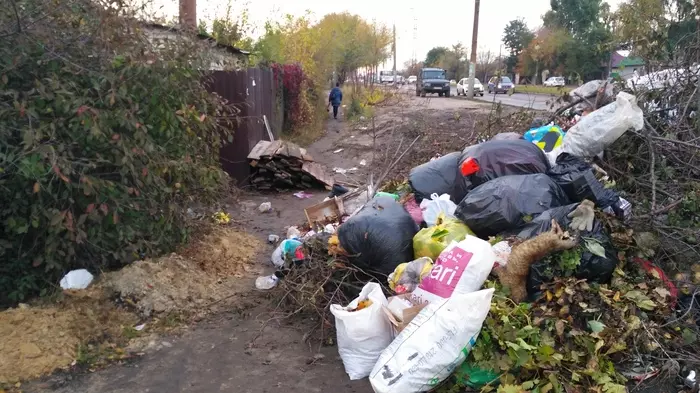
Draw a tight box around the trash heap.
[259,90,699,393]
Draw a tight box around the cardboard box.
[382,294,427,335]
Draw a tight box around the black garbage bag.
[455,174,570,238]
[454,140,550,202]
[409,152,461,203]
[548,153,620,209]
[510,204,618,297]
[338,197,419,275]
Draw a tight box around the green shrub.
[0,0,235,304]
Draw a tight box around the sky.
[152,0,626,69]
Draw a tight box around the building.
[143,23,249,71]
[609,50,645,80]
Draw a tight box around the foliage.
[199,1,254,51]
[271,63,314,132]
[0,0,234,304]
[614,0,697,62]
[441,260,681,393]
[502,19,535,74]
[425,47,449,67]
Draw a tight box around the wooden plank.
[247,141,271,160]
[304,198,342,228]
[302,162,334,188]
[261,140,283,157]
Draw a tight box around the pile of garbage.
[259,91,699,393]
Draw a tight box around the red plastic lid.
[460,157,480,176]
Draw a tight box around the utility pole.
[179,0,196,31]
[467,0,480,98]
[392,23,397,84]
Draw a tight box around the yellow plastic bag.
[413,214,473,261]
[388,257,433,294]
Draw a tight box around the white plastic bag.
[411,236,496,305]
[547,92,644,165]
[370,288,495,393]
[60,269,94,290]
[331,282,393,380]
[419,193,457,227]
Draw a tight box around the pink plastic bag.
[403,198,423,225]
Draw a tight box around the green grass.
[513,84,574,95]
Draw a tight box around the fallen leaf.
[546,291,553,301]
[33,182,40,193]
[555,319,566,336]
[585,239,607,258]
[654,287,671,298]
[588,320,606,334]
[613,291,621,302]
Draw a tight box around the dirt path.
[25,94,494,393]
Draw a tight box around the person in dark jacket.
[328,82,343,120]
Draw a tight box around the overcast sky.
[153,0,625,69]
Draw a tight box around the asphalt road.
[450,86,558,111]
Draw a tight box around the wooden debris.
[248,140,333,190]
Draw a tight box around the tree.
[477,50,498,81]
[403,60,423,77]
[437,43,469,80]
[424,46,448,67]
[543,0,604,36]
[502,19,534,75]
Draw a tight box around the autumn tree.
[477,50,499,81]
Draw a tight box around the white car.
[543,76,566,87]
[456,78,484,96]
[407,75,417,84]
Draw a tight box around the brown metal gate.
[208,68,281,184]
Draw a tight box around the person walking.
[328,82,343,120]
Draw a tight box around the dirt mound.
[104,228,264,318]
[181,227,264,277]
[0,289,136,384]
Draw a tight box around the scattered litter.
[212,211,231,224]
[387,257,434,294]
[255,275,280,290]
[328,184,349,198]
[59,269,94,290]
[403,196,424,225]
[258,202,272,213]
[374,191,399,201]
[686,370,697,388]
[286,226,301,239]
[303,230,317,239]
[323,224,336,234]
[420,193,457,227]
[333,148,344,153]
[370,288,495,393]
[492,241,512,267]
[268,234,280,243]
[271,239,304,268]
[134,323,147,331]
[331,282,393,380]
[359,159,367,166]
[293,191,314,199]
[413,214,473,261]
[333,167,358,175]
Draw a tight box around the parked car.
[456,78,484,96]
[543,76,566,87]
[488,76,514,94]
[407,75,417,84]
[416,68,451,97]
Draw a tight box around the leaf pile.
[446,260,688,393]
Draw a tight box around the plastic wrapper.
[508,204,618,296]
[408,152,461,203]
[413,214,474,261]
[420,193,457,227]
[523,125,565,153]
[387,257,434,294]
[455,174,570,238]
[547,92,644,165]
[338,197,419,275]
[454,139,550,202]
[548,153,620,209]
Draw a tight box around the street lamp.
[533,44,541,85]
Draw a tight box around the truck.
[416,68,450,97]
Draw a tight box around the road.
[398,84,558,111]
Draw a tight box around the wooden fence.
[208,68,282,184]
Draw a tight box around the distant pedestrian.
[328,82,343,120]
